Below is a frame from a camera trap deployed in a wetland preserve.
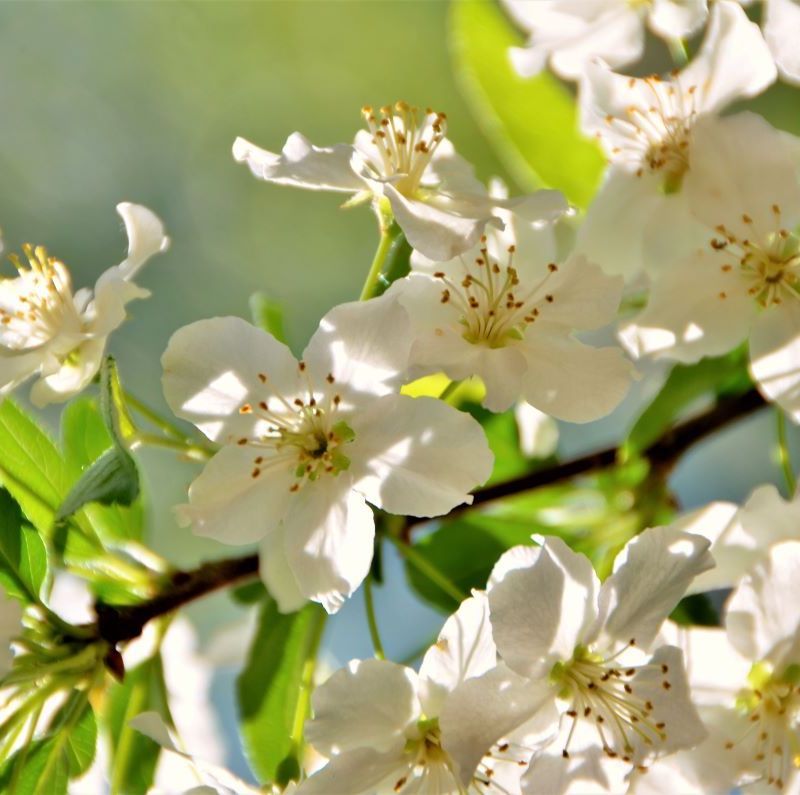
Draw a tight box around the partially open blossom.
[576,1,776,278]
[389,196,633,418]
[233,102,556,261]
[501,0,709,81]
[0,203,169,407]
[621,112,800,420]
[162,295,492,614]
[299,595,539,794]
[441,528,712,793]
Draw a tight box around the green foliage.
[624,348,752,458]
[374,223,412,296]
[106,651,172,795]
[250,292,289,344]
[0,489,48,604]
[449,0,605,207]
[238,599,325,786]
[0,695,96,795]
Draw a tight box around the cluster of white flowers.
[2,2,800,794]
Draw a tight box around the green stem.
[776,408,796,496]
[363,574,385,660]
[133,433,213,462]
[290,609,327,746]
[359,225,396,301]
[122,390,187,441]
[386,534,466,604]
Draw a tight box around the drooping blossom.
[576,1,776,278]
[162,295,492,614]
[299,595,540,794]
[388,192,633,418]
[501,0,709,81]
[233,101,560,261]
[0,203,169,406]
[620,112,800,421]
[441,528,713,794]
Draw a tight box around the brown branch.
[93,388,765,647]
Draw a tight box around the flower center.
[0,244,79,350]
[550,643,671,765]
[236,365,355,489]
[709,206,800,308]
[725,661,800,790]
[361,101,447,198]
[599,74,697,193]
[436,237,559,348]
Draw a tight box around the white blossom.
[233,101,555,261]
[441,528,713,794]
[515,401,559,459]
[620,112,800,421]
[161,295,493,614]
[576,1,776,278]
[388,196,633,418]
[763,0,800,87]
[0,203,169,407]
[501,0,708,81]
[299,595,538,794]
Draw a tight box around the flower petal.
[179,445,294,545]
[115,202,170,280]
[302,295,411,400]
[726,540,800,666]
[515,402,559,459]
[306,658,420,756]
[488,537,600,678]
[259,528,307,613]
[596,525,713,650]
[764,0,800,86]
[232,133,364,192]
[350,394,493,517]
[519,331,633,423]
[749,301,800,422]
[282,478,375,614]
[297,747,409,795]
[161,316,301,444]
[648,0,707,38]
[619,251,754,364]
[28,337,107,408]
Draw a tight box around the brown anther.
[289,483,300,492]
[434,270,446,277]
[237,438,248,446]
[293,398,304,407]
[545,294,554,303]
[548,263,558,272]
[259,401,268,410]
[661,664,669,674]
[742,213,753,224]
[255,456,264,464]
[239,404,252,414]
[662,681,671,690]
[562,749,570,759]
[258,373,267,383]
[326,373,335,384]
[251,468,260,479]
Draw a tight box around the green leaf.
[250,292,289,344]
[374,223,412,296]
[406,518,534,612]
[238,599,325,785]
[624,348,752,458]
[0,399,71,535]
[449,0,605,207]
[0,489,48,604]
[0,695,96,795]
[60,398,144,542]
[106,652,171,795]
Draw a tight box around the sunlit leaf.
[0,489,48,604]
[250,292,288,344]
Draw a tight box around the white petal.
[382,182,498,262]
[687,113,800,241]
[488,537,600,678]
[350,394,493,518]
[232,133,364,192]
[487,544,541,590]
[259,528,307,613]
[597,525,714,650]
[179,445,293,545]
[515,402,559,459]
[648,0,707,38]
[115,202,170,280]
[28,337,107,408]
[90,267,150,336]
[297,747,409,795]
[440,664,554,786]
[306,658,420,756]
[679,1,776,114]
[419,593,496,716]
[282,479,375,614]
[161,316,301,444]
[726,540,800,666]
[619,251,754,364]
[302,295,411,400]
[519,331,633,423]
[749,301,800,423]
[765,0,800,86]
[0,348,53,400]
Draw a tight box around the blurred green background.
[2,0,799,783]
